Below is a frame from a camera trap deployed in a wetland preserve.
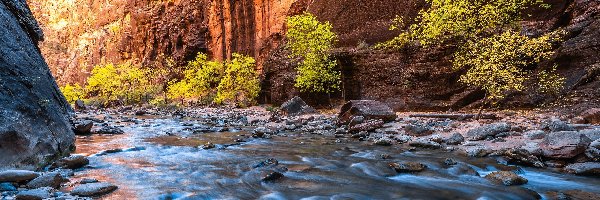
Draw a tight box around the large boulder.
[484,171,528,186]
[280,96,317,116]
[0,0,74,169]
[338,100,397,125]
[540,132,592,159]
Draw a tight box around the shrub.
[378,0,565,104]
[214,53,261,107]
[86,62,156,105]
[60,83,85,104]
[167,53,223,102]
[286,12,340,93]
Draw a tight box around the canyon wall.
[0,0,74,169]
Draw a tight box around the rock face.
[0,0,74,169]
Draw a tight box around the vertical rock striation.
[0,0,74,170]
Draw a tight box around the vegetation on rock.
[378,0,565,103]
[286,12,340,94]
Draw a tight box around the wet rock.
[15,187,53,200]
[92,126,124,135]
[51,169,74,178]
[444,158,458,166]
[564,162,600,176]
[73,120,94,135]
[201,142,215,150]
[79,179,98,184]
[541,119,575,132]
[380,154,392,159]
[338,100,397,125]
[26,173,65,189]
[253,158,279,168]
[585,139,600,161]
[389,162,426,173]
[71,183,118,197]
[525,130,546,140]
[351,131,369,139]
[349,119,384,133]
[499,149,545,168]
[280,96,317,116]
[0,170,39,183]
[444,133,465,145]
[253,127,274,138]
[374,138,393,146]
[393,135,412,143]
[546,190,600,200]
[540,132,592,159]
[465,147,492,157]
[466,123,511,141]
[51,155,89,169]
[484,171,528,186]
[403,123,434,136]
[0,182,16,191]
[408,138,441,149]
[580,108,600,125]
[134,110,147,116]
[448,163,479,176]
[261,171,284,182]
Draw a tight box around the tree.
[286,12,340,93]
[214,53,261,107]
[167,53,223,102]
[378,0,565,111]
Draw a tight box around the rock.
[253,127,274,138]
[404,124,434,136]
[585,139,600,161]
[73,120,94,135]
[389,162,427,173]
[465,147,492,157]
[51,155,89,169]
[580,108,600,125]
[92,126,124,135]
[253,158,279,168]
[79,178,99,184]
[201,142,215,150]
[564,162,600,176]
[374,138,393,146]
[380,154,392,159]
[408,138,441,149]
[0,0,75,168]
[74,100,86,110]
[444,158,458,166]
[26,173,65,189]
[484,171,528,186]
[541,119,575,132]
[280,96,317,116]
[261,171,284,182]
[0,182,16,191]
[540,132,592,159]
[466,123,511,141]
[546,190,600,200]
[134,110,147,116]
[71,183,118,197]
[525,130,546,140]
[338,100,397,125]
[393,135,412,143]
[349,119,384,133]
[0,170,39,182]
[444,133,465,145]
[448,163,479,176]
[348,116,365,127]
[499,149,545,168]
[15,187,53,200]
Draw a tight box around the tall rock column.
[0,0,75,170]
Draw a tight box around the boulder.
[0,0,75,169]
[374,137,393,146]
[540,132,592,159]
[541,119,575,132]
[0,170,39,182]
[524,130,546,140]
[26,172,65,189]
[70,182,118,197]
[92,126,124,135]
[280,96,317,116]
[585,139,600,161]
[261,171,284,182]
[50,155,89,169]
[580,108,600,125]
[15,187,53,200]
[0,182,17,191]
[564,162,600,176]
[74,100,86,111]
[338,100,397,125]
[499,149,545,168]
[73,120,93,135]
[466,123,511,141]
[404,123,434,136]
[484,171,528,186]
[389,162,426,173]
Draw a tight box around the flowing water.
[71,116,600,200]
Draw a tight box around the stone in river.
[485,171,528,186]
[0,170,39,183]
[70,182,118,197]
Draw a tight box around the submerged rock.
[485,171,528,186]
[71,183,118,197]
[0,170,39,183]
[261,171,284,182]
[466,123,511,141]
[389,162,427,173]
[564,162,600,176]
[280,96,317,116]
[338,100,397,125]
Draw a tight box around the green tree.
[286,12,340,93]
[378,0,565,109]
[86,62,156,105]
[60,83,85,104]
[214,53,260,107]
[167,53,223,102]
